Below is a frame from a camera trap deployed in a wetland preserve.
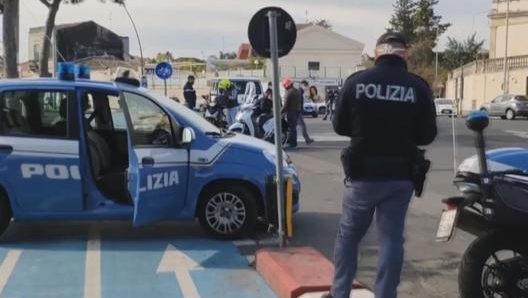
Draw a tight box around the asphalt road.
[283,115,528,298]
[0,114,526,297]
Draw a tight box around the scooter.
[435,110,528,298]
[228,96,288,145]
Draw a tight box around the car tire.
[312,112,318,118]
[0,192,12,237]
[197,184,258,240]
[505,109,516,120]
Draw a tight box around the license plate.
[442,110,452,114]
[435,209,458,242]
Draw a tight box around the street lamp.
[121,3,144,78]
[502,0,510,94]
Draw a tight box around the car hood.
[218,132,278,153]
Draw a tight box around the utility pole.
[502,0,510,94]
[434,25,439,88]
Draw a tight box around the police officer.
[322,32,437,298]
[183,75,197,109]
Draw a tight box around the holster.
[410,148,431,197]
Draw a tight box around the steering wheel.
[151,128,171,145]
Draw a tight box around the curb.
[255,246,374,298]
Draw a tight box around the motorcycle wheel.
[459,229,528,298]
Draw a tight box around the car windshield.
[435,99,453,105]
[144,89,222,134]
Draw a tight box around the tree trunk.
[2,0,19,78]
[39,0,61,78]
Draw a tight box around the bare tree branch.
[38,0,52,8]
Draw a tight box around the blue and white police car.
[0,63,301,239]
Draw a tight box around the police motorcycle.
[228,94,288,145]
[436,110,528,298]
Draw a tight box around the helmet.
[218,78,231,90]
[281,78,293,89]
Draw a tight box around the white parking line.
[0,250,22,294]
[504,130,528,138]
[84,230,101,298]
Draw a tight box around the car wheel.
[0,192,12,237]
[506,109,516,120]
[197,184,258,240]
[312,112,318,118]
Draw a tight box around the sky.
[1,0,491,62]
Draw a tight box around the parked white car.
[434,98,456,117]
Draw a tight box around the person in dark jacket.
[183,75,197,109]
[256,88,273,137]
[280,78,302,149]
[322,32,437,298]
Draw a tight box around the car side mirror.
[181,127,196,144]
[466,110,489,132]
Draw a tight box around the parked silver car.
[480,94,528,120]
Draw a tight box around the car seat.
[81,93,131,204]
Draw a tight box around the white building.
[265,24,365,85]
[445,0,528,113]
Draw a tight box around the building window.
[308,61,320,71]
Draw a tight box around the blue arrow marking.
[101,238,180,298]
[168,239,277,298]
[101,237,277,298]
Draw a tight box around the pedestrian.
[298,80,315,144]
[183,75,197,110]
[322,88,336,121]
[224,80,240,127]
[280,78,302,149]
[265,81,272,95]
[322,32,437,298]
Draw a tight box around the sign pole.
[267,10,285,248]
[164,79,168,96]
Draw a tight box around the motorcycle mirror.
[466,110,489,132]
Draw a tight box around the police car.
[0,63,301,239]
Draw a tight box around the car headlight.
[454,181,481,193]
[263,149,291,168]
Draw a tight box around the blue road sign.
[155,62,173,80]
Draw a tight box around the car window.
[122,92,174,147]
[81,90,121,131]
[145,89,221,134]
[514,95,528,101]
[1,90,73,138]
[492,95,503,103]
[108,96,127,130]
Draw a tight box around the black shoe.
[320,293,333,298]
[306,138,314,145]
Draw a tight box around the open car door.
[120,91,189,226]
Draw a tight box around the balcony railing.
[448,54,528,79]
